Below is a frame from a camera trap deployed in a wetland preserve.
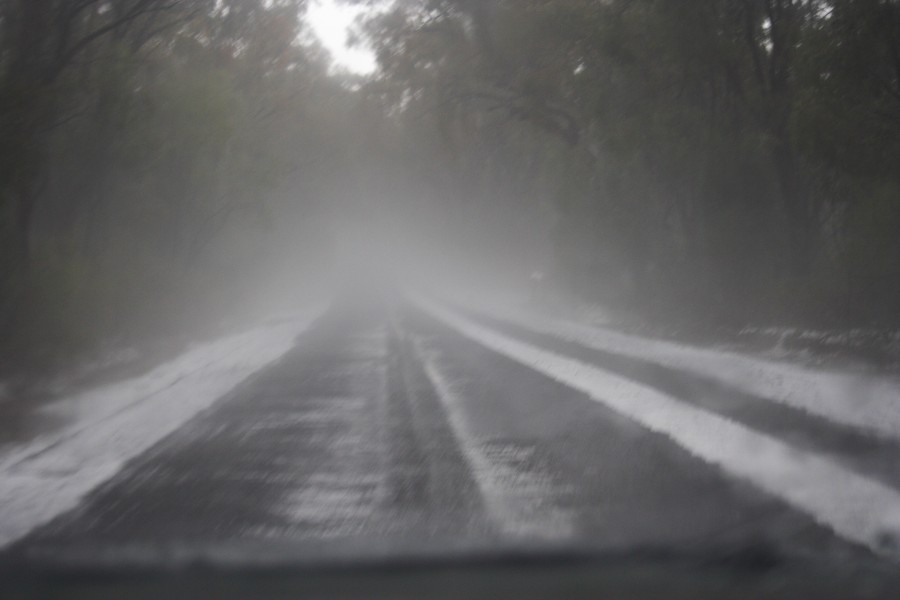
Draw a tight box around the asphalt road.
[5,296,889,565]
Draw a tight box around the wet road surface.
[4,297,891,564]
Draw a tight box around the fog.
[3,3,900,590]
[1,0,895,377]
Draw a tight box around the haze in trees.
[0,0,898,373]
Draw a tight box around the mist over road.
[2,293,899,565]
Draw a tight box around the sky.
[305,0,378,74]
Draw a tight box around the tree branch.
[48,0,187,81]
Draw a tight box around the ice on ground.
[418,297,900,558]
[0,306,325,548]
[470,301,900,441]
[414,339,576,541]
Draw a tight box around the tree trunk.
[771,126,813,277]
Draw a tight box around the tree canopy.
[1,0,898,371]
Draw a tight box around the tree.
[358,0,900,326]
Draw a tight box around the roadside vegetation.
[1,0,899,374]
[357,0,900,329]
[0,1,350,373]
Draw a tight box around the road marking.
[415,296,900,557]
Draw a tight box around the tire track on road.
[414,296,900,558]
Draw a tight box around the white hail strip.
[413,339,575,540]
[415,296,900,557]
[0,307,326,548]
[477,305,900,440]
